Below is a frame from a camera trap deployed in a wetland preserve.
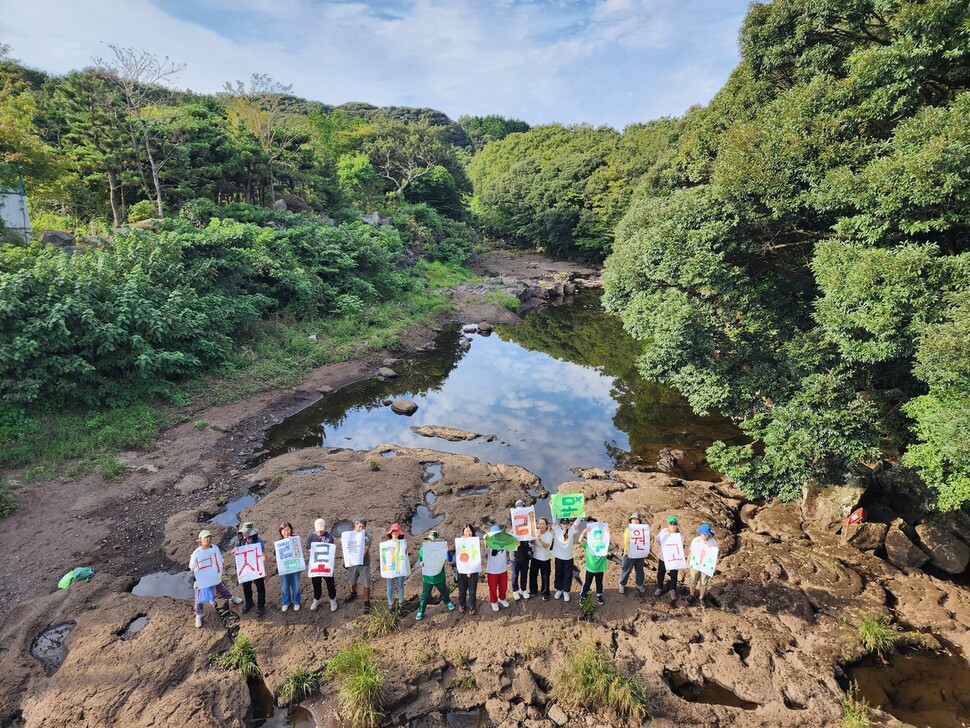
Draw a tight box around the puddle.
[288,465,323,475]
[445,708,484,727]
[117,615,149,640]
[380,450,398,458]
[211,493,259,528]
[458,485,491,496]
[843,643,970,727]
[248,676,315,727]
[31,622,76,676]
[425,490,438,505]
[411,505,445,536]
[131,571,194,600]
[664,670,759,710]
[422,463,443,484]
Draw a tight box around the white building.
[0,173,32,243]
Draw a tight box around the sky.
[2,0,749,130]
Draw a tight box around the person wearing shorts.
[344,517,373,612]
[686,524,718,608]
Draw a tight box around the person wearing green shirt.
[577,518,608,605]
[414,531,456,621]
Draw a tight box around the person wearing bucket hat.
[306,518,338,613]
[235,522,266,617]
[189,529,243,628]
[344,518,373,613]
[383,523,409,609]
[655,516,681,601]
[485,524,512,611]
[686,524,718,608]
[414,530,455,620]
[618,512,647,595]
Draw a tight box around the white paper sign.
[274,536,305,576]
[587,522,610,558]
[192,546,223,588]
[454,537,482,574]
[661,533,687,570]
[233,543,266,584]
[510,506,538,542]
[341,531,366,567]
[308,541,336,577]
[689,541,719,577]
[379,539,410,578]
[421,541,448,577]
[627,524,651,559]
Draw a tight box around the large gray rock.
[272,198,287,211]
[378,367,398,378]
[842,521,888,551]
[40,230,75,247]
[915,522,970,573]
[174,473,208,496]
[390,399,418,416]
[801,480,866,533]
[885,522,929,568]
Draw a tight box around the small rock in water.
[378,367,398,378]
[391,399,418,416]
[462,324,478,333]
[477,321,493,333]
[317,386,334,394]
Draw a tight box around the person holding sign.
[528,518,554,600]
[276,522,303,612]
[577,518,610,605]
[455,524,481,615]
[189,530,243,628]
[510,499,533,601]
[343,518,373,613]
[306,518,338,613]
[234,522,266,618]
[414,531,455,621]
[655,516,684,602]
[551,517,579,602]
[485,524,514,611]
[686,524,719,608]
[618,512,648,595]
[382,523,409,609]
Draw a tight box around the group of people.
[188,499,719,627]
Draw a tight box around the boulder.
[382,358,401,367]
[656,448,701,477]
[885,522,929,569]
[462,324,478,333]
[40,230,75,247]
[842,522,888,551]
[915,522,970,573]
[801,480,867,534]
[174,473,208,496]
[378,367,398,378]
[316,386,334,394]
[390,399,418,416]
[272,198,287,211]
[477,321,493,334]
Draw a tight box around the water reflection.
[259,293,742,490]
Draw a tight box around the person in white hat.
[189,529,242,628]
[305,518,338,612]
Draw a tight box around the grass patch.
[840,681,871,728]
[451,673,476,690]
[579,592,596,621]
[367,459,380,472]
[0,477,17,518]
[213,633,261,678]
[95,454,130,481]
[194,420,209,430]
[279,666,321,706]
[414,260,481,289]
[325,641,385,728]
[553,644,647,724]
[858,616,898,655]
[360,603,401,639]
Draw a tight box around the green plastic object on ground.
[58,566,95,589]
[485,532,519,551]
[551,493,585,519]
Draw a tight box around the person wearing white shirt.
[686,524,718,608]
[551,518,579,602]
[528,518,554,600]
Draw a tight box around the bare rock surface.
[410,425,496,442]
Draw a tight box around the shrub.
[579,592,596,621]
[214,633,261,678]
[95,454,129,481]
[553,644,647,724]
[279,666,320,705]
[367,459,380,472]
[127,200,155,223]
[857,616,898,655]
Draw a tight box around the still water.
[258,292,742,491]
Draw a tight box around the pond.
[257,292,742,492]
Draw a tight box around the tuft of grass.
[857,616,898,655]
[367,459,380,472]
[449,650,470,669]
[361,603,401,639]
[553,644,647,724]
[270,472,283,487]
[413,260,481,289]
[213,633,261,678]
[279,666,320,706]
[95,454,130,481]
[0,477,17,518]
[194,419,209,430]
[451,673,477,690]
[840,682,871,728]
[325,641,386,728]
[579,592,596,621]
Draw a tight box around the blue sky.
[2,0,749,130]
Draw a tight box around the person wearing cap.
[384,523,409,609]
[414,531,456,620]
[306,518,338,612]
[618,512,647,595]
[686,524,718,608]
[510,499,532,601]
[655,516,681,602]
[551,517,579,602]
[456,524,481,615]
[189,530,243,628]
[528,517,554,600]
[235,523,266,617]
[277,522,302,612]
[485,524,512,611]
[344,518,373,613]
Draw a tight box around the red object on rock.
[847,507,867,525]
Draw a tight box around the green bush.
[326,641,386,728]
[0,477,17,518]
[857,616,898,655]
[279,666,320,705]
[126,200,156,223]
[214,633,261,678]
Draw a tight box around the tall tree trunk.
[107,169,122,227]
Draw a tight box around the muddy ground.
[0,250,967,727]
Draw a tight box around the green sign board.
[551,493,586,519]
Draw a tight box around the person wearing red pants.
[485,525,511,612]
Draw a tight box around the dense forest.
[2,0,969,514]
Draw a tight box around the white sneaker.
[282,604,289,612]
[499,599,510,608]
[618,584,626,594]
[310,599,320,611]
[231,596,243,605]
[491,602,499,612]
[521,591,531,600]
[654,588,663,596]
[636,584,646,594]
[330,599,338,612]
[194,614,203,628]
[554,590,562,600]
[563,592,571,602]
[293,603,301,611]
[512,590,521,601]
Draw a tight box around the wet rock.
[378,367,399,378]
[656,448,700,477]
[391,399,419,416]
[574,467,609,480]
[801,480,867,533]
[174,473,208,496]
[548,704,568,725]
[842,522,888,551]
[477,321,493,334]
[462,324,478,333]
[915,522,970,573]
[316,386,334,394]
[383,358,401,367]
[410,425,492,442]
[885,522,929,569]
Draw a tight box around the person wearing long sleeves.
[528,518,553,600]
[551,518,578,602]
[618,512,647,595]
[655,516,682,602]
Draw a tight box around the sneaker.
[293,603,301,612]
[194,614,203,628]
[554,591,562,600]
[542,594,549,601]
[470,607,477,615]
[230,596,244,605]
[242,603,253,614]
[686,594,696,605]
[458,606,465,614]
[310,599,321,611]
[388,601,395,608]
[668,590,677,602]
[654,588,663,596]
[256,606,265,618]
[447,602,455,611]
[498,599,510,608]
[521,591,531,600]
[563,592,571,602]
[282,604,289,612]
[330,599,338,612]
[618,583,626,594]
[491,602,499,612]
[698,598,706,609]
[512,590,521,601]
[344,591,357,603]
[635,584,646,594]
[596,594,604,605]
[363,601,371,614]
[416,610,424,621]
